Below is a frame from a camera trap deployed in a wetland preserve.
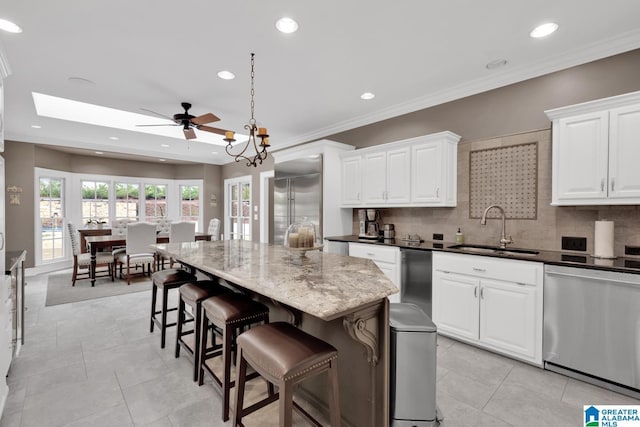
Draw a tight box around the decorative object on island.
[284,219,323,256]
[223,53,270,167]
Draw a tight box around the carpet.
[45,271,152,306]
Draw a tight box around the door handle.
[480,287,484,299]
[474,286,478,298]
[611,178,615,192]
[0,232,4,251]
[472,267,486,272]
[436,188,439,198]
[601,179,605,192]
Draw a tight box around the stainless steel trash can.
[390,303,439,427]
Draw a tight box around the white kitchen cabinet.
[546,90,640,205]
[432,252,543,365]
[362,147,410,205]
[340,131,460,208]
[349,243,401,302]
[341,154,362,205]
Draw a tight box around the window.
[145,184,167,222]
[180,185,200,228]
[39,177,65,262]
[226,177,251,240]
[81,180,110,225]
[115,182,139,221]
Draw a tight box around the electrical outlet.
[561,236,587,252]
[433,233,444,241]
[625,245,640,256]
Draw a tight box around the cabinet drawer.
[433,252,541,286]
[349,243,399,263]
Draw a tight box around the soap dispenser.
[455,227,464,244]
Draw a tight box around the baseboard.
[27,261,73,277]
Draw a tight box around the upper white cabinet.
[341,153,362,205]
[341,131,460,207]
[546,91,640,205]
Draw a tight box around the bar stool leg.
[234,347,248,427]
[161,286,169,348]
[280,380,294,427]
[198,315,208,386]
[329,359,341,427]
[175,296,185,358]
[222,324,233,422]
[150,283,157,333]
[192,301,202,382]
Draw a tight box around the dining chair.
[67,222,114,285]
[110,218,130,276]
[158,221,196,269]
[156,218,172,234]
[207,218,221,241]
[116,222,157,285]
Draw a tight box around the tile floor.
[0,271,638,427]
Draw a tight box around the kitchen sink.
[448,244,540,257]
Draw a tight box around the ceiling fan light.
[0,18,22,33]
[275,17,299,34]
[530,22,558,38]
[217,70,235,80]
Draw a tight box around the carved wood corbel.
[342,303,382,366]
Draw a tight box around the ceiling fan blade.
[136,124,179,127]
[190,112,220,125]
[184,128,197,139]
[197,125,228,135]
[140,108,176,121]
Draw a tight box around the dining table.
[84,232,212,286]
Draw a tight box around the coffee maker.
[358,209,380,239]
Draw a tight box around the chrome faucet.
[480,205,513,249]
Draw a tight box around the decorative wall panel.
[469,142,537,219]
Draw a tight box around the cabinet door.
[362,151,387,204]
[432,271,479,340]
[479,278,537,359]
[553,112,609,202]
[341,155,362,205]
[411,141,443,203]
[609,104,640,200]
[374,261,400,303]
[0,78,4,152]
[386,147,411,204]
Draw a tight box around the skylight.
[32,92,246,146]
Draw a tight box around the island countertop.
[153,240,398,321]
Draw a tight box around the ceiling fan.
[138,102,229,140]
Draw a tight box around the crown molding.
[280,28,640,149]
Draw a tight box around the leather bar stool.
[175,280,232,381]
[199,292,269,422]
[234,322,341,427]
[150,268,197,348]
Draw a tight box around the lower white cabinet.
[432,252,543,365]
[349,243,401,302]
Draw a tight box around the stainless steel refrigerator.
[272,156,322,245]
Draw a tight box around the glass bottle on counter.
[284,219,318,249]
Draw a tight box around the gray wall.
[4,141,224,267]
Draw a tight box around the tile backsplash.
[352,129,640,256]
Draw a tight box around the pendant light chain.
[250,53,255,125]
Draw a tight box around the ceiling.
[1,1,640,165]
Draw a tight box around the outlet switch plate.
[561,236,587,252]
[625,245,640,256]
[433,233,444,241]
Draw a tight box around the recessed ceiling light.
[211,152,218,155]
[161,144,170,148]
[217,70,235,80]
[95,151,104,155]
[275,17,299,34]
[158,159,166,162]
[31,125,42,129]
[108,136,119,140]
[68,76,96,86]
[0,19,22,34]
[360,92,375,100]
[486,59,508,70]
[530,22,558,38]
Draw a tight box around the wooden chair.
[115,222,156,285]
[110,219,130,276]
[67,222,113,286]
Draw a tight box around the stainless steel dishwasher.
[544,264,640,399]
[400,249,433,317]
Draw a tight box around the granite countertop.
[153,240,398,321]
[325,235,640,274]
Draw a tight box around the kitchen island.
[153,240,398,427]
